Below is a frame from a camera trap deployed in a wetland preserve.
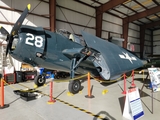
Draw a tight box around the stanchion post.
[122,74,126,94]
[0,78,4,107]
[85,72,94,98]
[0,74,9,109]
[88,72,91,97]
[131,70,136,87]
[47,80,56,104]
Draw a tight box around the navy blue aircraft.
[0,4,143,94]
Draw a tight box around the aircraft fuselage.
[10,26,99,76]
[9,25,143,81]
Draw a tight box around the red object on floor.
[122,74,126,94]
[4,73,16,84]
[48,81,56,103]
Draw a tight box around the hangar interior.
[0,0,160,120]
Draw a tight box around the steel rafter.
[49,0,56,32]
[96,0,128,37]
[123,5,160,23]
[96,0,129,12]
[143,19,160,29]
[133,0,153,22]
[152,0,160,5]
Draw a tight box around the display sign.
[148,68,160,92]
[123,87,144,120]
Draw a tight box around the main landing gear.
[68,57,81,94]
[68,51,90,94]
[68,80,81,94]
[34,49,91,94]
[34,68,47,87]
[34,74,46,87]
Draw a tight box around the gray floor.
[0,70,160,120]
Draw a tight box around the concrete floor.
[0,70,160,120]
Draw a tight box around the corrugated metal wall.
[144,29,152,57]
[153,29,160,54]
[56,0,95,34]
[0,0,49,30]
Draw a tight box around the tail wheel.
[34,75,46,86]
[68,80,81,94]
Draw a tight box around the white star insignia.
[119,52,137,64]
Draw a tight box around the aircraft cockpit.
[56,29,70,38]
[69,33,86,46]
[56,29,86,46]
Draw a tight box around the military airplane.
[0,4,143,94]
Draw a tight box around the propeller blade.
[6,4,31,56]
[6,36,13,56]
[10,4,31,36]
[0,26,9,35]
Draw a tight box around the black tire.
[34,75,46,86]
[68,80,81,94]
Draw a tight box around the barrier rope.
[3,70,145,92]
[2,74,88,93]
[91,75,123,83]
[3,79,18,90]
[3,79,46,93]
[53,74,88,82]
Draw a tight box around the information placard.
[148,68,160,92]
[123,87,144,120]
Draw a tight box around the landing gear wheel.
[34,75,46,87]
[68,80,81,94]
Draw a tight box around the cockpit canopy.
[56,29,86,46]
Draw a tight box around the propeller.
[5,4,31,56]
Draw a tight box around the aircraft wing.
[62,48,84,59]
[81,31,143,80]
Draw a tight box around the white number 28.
[25,33,43,48]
